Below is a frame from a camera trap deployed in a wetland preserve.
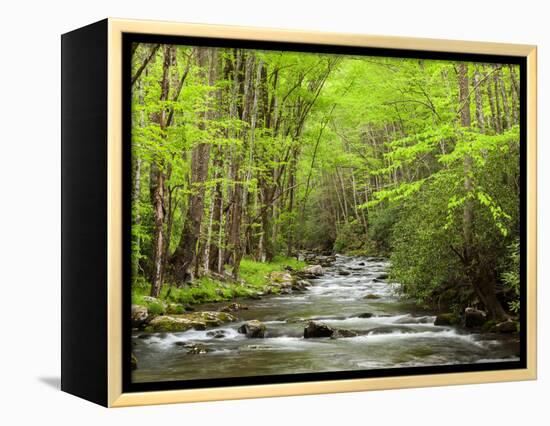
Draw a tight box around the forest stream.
[132,255,520,383]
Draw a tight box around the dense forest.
[130,43,521,321]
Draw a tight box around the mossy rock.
[482,319,499,332]
[269,271,293,284]
[434,313,460,326]
[131,353,138,370]
[495,320,519,333]
[220,302,248,313]
[363,294,381,300]
[131,305,149,328]
[144,311,234,332]
[191,311,237,324]
[166,303,185,315]
[143,316,197,332]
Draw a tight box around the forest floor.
[132,256,306,314]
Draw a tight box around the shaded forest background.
[130,43,521,320]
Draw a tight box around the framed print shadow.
[61,18,537,407]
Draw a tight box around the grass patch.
[132,256,306,306]
[132,292,166,315]
[239,256,305,288]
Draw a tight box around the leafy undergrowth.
[132,256,306,308]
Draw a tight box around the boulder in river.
[304,321,334,338]
[464,307,486,328]
[376,272,389,280]
[395,315,434,324]
[269,271,293,284]
[242,344,274,351]
[206,330,227,338]
[238,320,267,338]
[434,313,459,326]
[318,256,336,267]
[355,312,374,319]
[186,343,211,355]
[332,329,359,338]
[366,325,415,335]
[131,305,149,328]
[338,270,351,276]
[220,302,248,313]
[300,265,324,278]
[292,279,311,292]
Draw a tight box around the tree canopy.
[131,43,521,320]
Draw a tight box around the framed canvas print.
[61,18,537,407]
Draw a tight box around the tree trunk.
[150,163,166,298]
[484,66,500,134]
[492,66,504,133]
[149,45,172,298]
[496,67,511,130]
[286,145,297,257]
[172,47,218,284]
[508,65,519,126]
[132,78,144,281]
[458,62,507,320]
[473,65,485,133]
[208,151,224,272]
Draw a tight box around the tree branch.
[131,44,161,86]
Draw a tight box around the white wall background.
[0,0,546,424]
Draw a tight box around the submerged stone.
[363,293,381,300]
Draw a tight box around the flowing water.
[132,255,520,383]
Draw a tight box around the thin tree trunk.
[484,65,500,134]
[508,65,519,126]
[473,65,485,133]
[203,186,215,274]
[492,66,504,133]
[131,44,160,86]
[227,51,254,279]
[149,45,172,298]
[132,78,144,280]
[496,67,511,129]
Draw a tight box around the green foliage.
[130,42,521,316]
[240,256,306,287]
[389,180,467,305]
[333,220,368,254]
[366,204,401,255]
[132,293,166,315]
[502,239,520,314]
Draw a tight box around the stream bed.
[132,255,520,383]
